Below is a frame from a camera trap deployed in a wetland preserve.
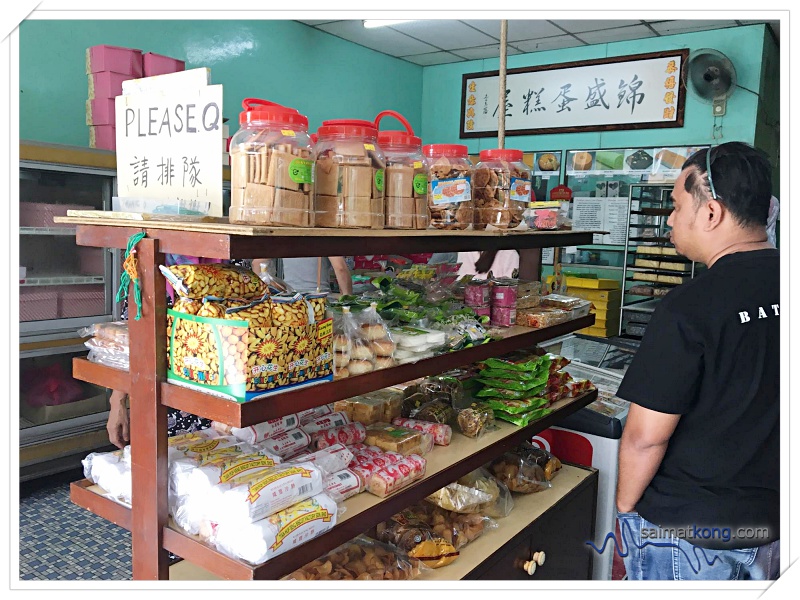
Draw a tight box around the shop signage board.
[460,50,688,138]
[115,71,224,216]
[564,145,708,180]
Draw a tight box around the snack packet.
[160,263,266,300]
[493,407,552,427]
[456,402,495,439]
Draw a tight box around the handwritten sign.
[115,81,224,216]
[573,197,630,245]
[461,50,688,137]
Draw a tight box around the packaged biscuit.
[180,452,281,497]
[413,400,455,425]
[213,493,339,565]
[456,402,495,439]
[297,404,334,425]
[312,422,367,449]
[290,443,354,474]
[398,502,497,550]
[483,396,549,414]
[213,414,299,445]
[391,417,452,446]
[489,447,552,493]
[376,515,458,568]
[159,264,267,300]
[323,469,365,501]
[367,454,427,497]
[457,468,514,518]
[300,411,350,435]
[364,423,434,455]
[256,428,312,458]
[494,407,552,427]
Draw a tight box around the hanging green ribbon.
[116,231,147,320]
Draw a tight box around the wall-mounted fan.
[684,49,737,116]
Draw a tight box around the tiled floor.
[19,469,132,580]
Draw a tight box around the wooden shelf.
[73,315,595,428]
[70,389,597,580]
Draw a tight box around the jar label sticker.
[374,168,385,192]
[509,177,532,204]
[364,143,375,151]
[431,177,471,205]
[413,161,423,169]
[281,129,296,137]
[289,158,314,184]
[413,174,428,196]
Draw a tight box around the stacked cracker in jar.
[472,149,531,230]
[229,99,315,227]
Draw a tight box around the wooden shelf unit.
[61,215,603,580]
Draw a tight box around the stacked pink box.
[86,44,143,150]
[143,52,185,77]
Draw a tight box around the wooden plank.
[127,238,170,579]
[162,316,595,428]
[73,357,130,394]
[70,480,132,530]
[21,140,116,170]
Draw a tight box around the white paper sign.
[115,83,224,216]
[462,51,685,137]
[573,197,630,245]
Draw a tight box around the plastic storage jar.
[229,98,314,227]
[375,111,429,230]
[423,144,474,230]
[314,119,385,229]
[472,149,531,230]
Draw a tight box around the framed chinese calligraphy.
[460,49,688,138]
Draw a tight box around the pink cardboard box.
[58,285,106,319]
[86,44,143,77]
[89,125,116,151]
[86,98,115,126]
[143,52,185,77]
[20,289,59,322]
[88,71,130,99]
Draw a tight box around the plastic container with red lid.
[229,98,314,227]
[472,147,530,230]
[375,110,429,230]
[314,118,385,229]
[422,143,473,230]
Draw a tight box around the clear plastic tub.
[229,98,314,227]
[375,111,429,230]
[423,144,474,230]
[314,119,385,229]
[473,149,530,230]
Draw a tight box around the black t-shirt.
[617,248,779,549]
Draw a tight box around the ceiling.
[297,19,780,66]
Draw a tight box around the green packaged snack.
[481,356,551,374]
[494,407,553,427]
[475,385,546,400]
[479,367,549,381]
[476,376,548,392]
[483,397,549,414]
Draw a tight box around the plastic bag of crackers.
[283,534,425,581]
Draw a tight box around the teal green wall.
[421,25,767,153]
[753,27,780,196]
[19,20,424,146]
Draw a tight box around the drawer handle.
[522,560,537,576]
[533,551,546,567]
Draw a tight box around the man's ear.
[703,198,725,231]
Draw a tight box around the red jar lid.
[480,148,523,162]
[317,119,378,139]
[239,98,308,129]
[378,130,421,149]
[423,144,469,158]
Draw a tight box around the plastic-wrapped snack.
[475,386,546,400]
[364,388,405,422]
[213,414,299,445]
[403,502,497,550]
[347,443,384,457]
[350,451,403,472]
[364,423,434,455]
[297,404,334,426]
[322,469,365,502]
[489,449,552,493]
[376,516,459,568]
[547,370,572,390]
[284,535,423,581]
[518,307,571,328]
[367,454,427,497]
[456,467,514,518]
[544,353,571,371]
[401,392,430,418]
[212,493,339,565]
[494,407,552,427]
[346,396,386,426]
[181,452,281,497]
[300,411,350,435]
[168,431,253,461]
[479,355,550,378]
[338,306,375,378]
[290,443,354,474]
[425,482,494,514]
[392,417,452,446]
[456,402,495,439]
[565,379,594,397]
[82,448,132,504]
[159,263,267,300]
[79,321,130,346]
[483,396,549,414]
[420,373,464,406]
[213,461,326,523]
[82,335,129,356]
[256,428,312,458]
[86,346,130,371]
[413,400,455,425]
[540,293,584,310]
[270,293,312,327]
[312,422,367,450]
[517,443,563,481]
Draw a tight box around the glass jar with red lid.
[375,111,429,230]
[314,119,385,229]
[229,98,314,227]
[472,148,531,230]
[423,144,474,230]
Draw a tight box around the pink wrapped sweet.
[392,417,452,446]
[464,280,490,307]
[367,455,426,498]
[490,306,517,328]
[313,422,367,449]
[491,281,518,307]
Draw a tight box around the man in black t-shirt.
[615,142,780,580]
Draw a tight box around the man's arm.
[616,403,680,512]
[329,256,353,295]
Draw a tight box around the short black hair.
[682,142,772,228]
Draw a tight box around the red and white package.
[227,414,300,444]
[565,379,594,398]
[297,404,334,426]
[348,443,383,457]
[547,371,572,390]
[323,469,365,501]
[301,412,350,435]
[290,443,354,475]
[312,422,367,450]
[256,428,311,458]
[392,417,452,446]
[367,454,426,498]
